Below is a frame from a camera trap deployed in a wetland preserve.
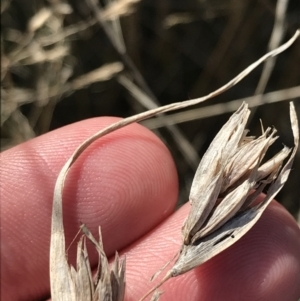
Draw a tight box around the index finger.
[0,117,178,301]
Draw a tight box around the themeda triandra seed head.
[173,102,298,277]
[139,102,298,301]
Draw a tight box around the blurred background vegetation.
[1,0,300,222]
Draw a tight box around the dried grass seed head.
[171,102,299,278]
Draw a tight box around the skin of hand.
[1,117,300,301]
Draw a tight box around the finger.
[122,200,300,301]
[0,118,178,301]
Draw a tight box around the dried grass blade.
[256,145,291,181]
[257,102,299,211]
[50,163,76,301]
[221,127,277,192]
[109,252,126,301]
[71,62,124,90]
[240,181,268,211]
[73,238,93,301]
[101,0,141,21]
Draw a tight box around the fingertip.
[0,117,178,300]
[122,201,300,301]
[186,201,300,301]
[62,117,179,253]
[192,201,300,301]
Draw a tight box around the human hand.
[1,117,300,301]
